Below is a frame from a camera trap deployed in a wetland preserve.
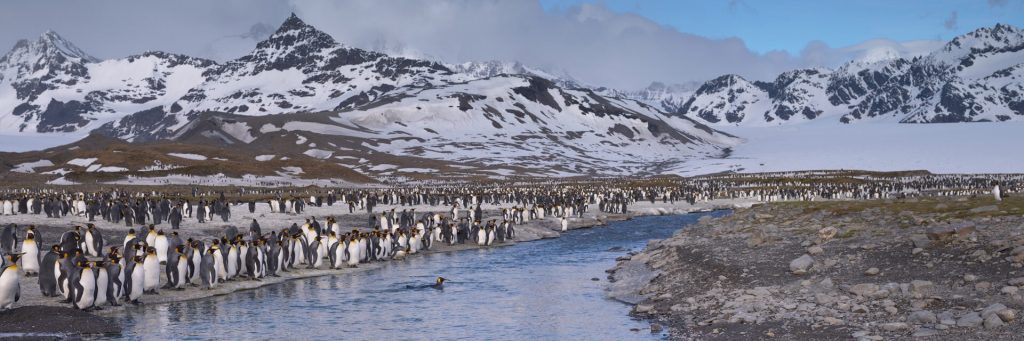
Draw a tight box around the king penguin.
[0,253,22,310]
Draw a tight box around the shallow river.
[108,211,728,340]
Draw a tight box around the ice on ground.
[295,135,307,144]
[67,158,98,167]
[368,164,397,171]
[168,153,208,161]
[255,155,276,161]
[12,160,54,173]
[95,166,128,172]
[140,161,179,171]
[303,149,333,159]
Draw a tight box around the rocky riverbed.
[610,195,1024,340]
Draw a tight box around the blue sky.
[541,0,1024,54]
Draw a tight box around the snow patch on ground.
[280,166,303,175]
[167,153,208,161]
[255,154,276,161]
[95,166,128,172]
[12,159,53,173]
[368,164,397,171]
[67,158,97,167]
[303,149,333,159]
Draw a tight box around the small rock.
[982,303,1008,319]
[880,322,908,331]
[591,277,600,281]
[912,247,924,255]
[957,312,983,328]
[1007,277,1024,286]
[998,309,1016,322]
[885,306,899,315]
[912,328,939,337]
[650,324,663,333]
[819,278,834,289]
[848,283,880,296]
[964,274,978,282]
[853,305,870,313]
[807,246,824,255]
[823,316,843,325]
[908,310,938,324]
[789,254,814,275]
[865,268,880,276]
[976,281,992,291]
[910,280,934,295]
[984,314,1005,329]
[635,304,654,314]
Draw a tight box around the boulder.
[957,312,983,328]
[908,310,937,324]
[789,254,814,275]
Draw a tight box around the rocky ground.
[610,194,1024,340]
[0,198,753,337]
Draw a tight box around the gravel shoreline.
[611,195,1024,340]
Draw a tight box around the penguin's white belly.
[130,270,144,300]
[176,259,187,288]
[0,270,19,309]
[143,257,159,290]
[155,237,169,262]
[94,270,108,306]
[21,242,39,273]
[77,269,95,309]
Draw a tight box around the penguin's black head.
[7,253,22,264]
[134,256,144,263]
[436,277,445,284]
[146,247,156,255]
[51,245,61,252]
[127,228,136,235]
[157,230,165,236]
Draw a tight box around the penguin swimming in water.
[0,253,22,310]
[405,276,446,290]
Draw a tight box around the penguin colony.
[0,171,1020,311]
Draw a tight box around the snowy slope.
[670,23,1024,126]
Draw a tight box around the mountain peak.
[254,13,338,51]
[1,29,97,68]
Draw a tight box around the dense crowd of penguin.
[0,172,1019,311]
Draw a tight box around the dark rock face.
[37,99,93,132]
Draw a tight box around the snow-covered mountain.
[673,23,1024,126]
[0,14,735,177]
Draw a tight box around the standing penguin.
[0,253,22,310]
[93,260,109,308]
[123,256,144,303]
[20,232,40,276]
[39,245,61,297]
[199,248,217,289]
[73,260,95,310]
[142,247,160,294]
[84,225,104,257]
[154,230,169,263]
[105,256,123,306]
[166,245,187,289]
[560,217,568,232]
[0,224,17,255]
